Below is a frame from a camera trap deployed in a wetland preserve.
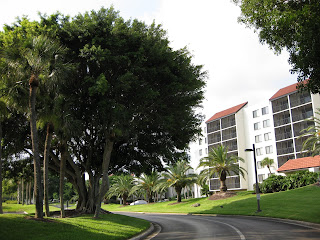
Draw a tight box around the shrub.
[259,171,319,193]
[5,200,17,204]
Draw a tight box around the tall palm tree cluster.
[106,160,197,204]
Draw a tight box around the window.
[265,145,273,154]
[264,132,271,141]
[262,106,269,115]
[253,110,259,118]
[199,149,203,156]
[254,122,260,130]
[258,174,265,183]
[204,137,207,144]
[257,161,262,169]
[263,119,270,128]
[199,138,203,145]
[255,135,262,143]
[205,148,208,154]
[256,147,263,156]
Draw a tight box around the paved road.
[119,212,320,240]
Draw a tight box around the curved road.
[119,212,320,240]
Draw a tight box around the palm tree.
[161,160,197,202]
[300,111,320,156]
[198,145,246,192]
[2,35,67,218]
[260,157,274,174]
[106,174,134,205]
[131,171,162,203]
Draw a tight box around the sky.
[0,0,298,121]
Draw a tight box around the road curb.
[129,222,161,240]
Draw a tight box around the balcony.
[277,154,294,168]
[224,139,238,152]
[289,92,311,108]
[208,132,221,145]
[273,116,291,127]
[222,127,237,141]
[277,147,294,155]
[276,139,294,155]
[209,176,240,191]
[293,121,315,137]
[291,111,313,122]
[272,97,289,113]
[207,120,220,133]
[221,115,236,129]
[275,125,292,141]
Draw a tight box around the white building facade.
[190,81,320,192]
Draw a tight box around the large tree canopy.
[234,0,320,93]
[0,7,206,216]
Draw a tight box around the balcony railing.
[291,111,313,122]
[222,132,237,141]
[277,147,294,155]
[290,96,311,108]
[221,120,236,129]
[275,132,292,141]
[207,124,220,133]
[274,117,291,127]
[272,102,289,113]
[208,136,221,145]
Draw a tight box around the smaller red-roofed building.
[277,155,320,173]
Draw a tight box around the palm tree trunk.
[0,122,3,214]
[26,182,29,205]
[44,123,54,217]
[175,186,182,202]
[220,171,227,192]
[60,139,67,218]
[28,182,32,204]
[29,75,43,218]
[21,178,24,205]
[17,183,21,204]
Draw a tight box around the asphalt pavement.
[119,212,320,240]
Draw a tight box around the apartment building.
[196,81,320,192]
[205,102,249,191]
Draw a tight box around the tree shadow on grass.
[0,213,149,240]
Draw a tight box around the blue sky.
[0,0,298,120]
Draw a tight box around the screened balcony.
[289,91,311,108]
[275,125,292,141]
[209,176,240,191]
[208,132,221,145]
[223,139,238,152]
[273,110,291,127]
[272,96,289,113]
[207,120,220,133]
[222,126,237,141]
[293,121,315,137]
[291,104,313,122]
[276,139,294,155]
[221,115,236,129]
[277,154,294,168]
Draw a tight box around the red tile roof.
[270,80,308,100]
[205,102,248,123]
[277,155,320,173]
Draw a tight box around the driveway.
[119,212,320,240]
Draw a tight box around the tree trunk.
[0,122,2,214]
[29,76,43,218]
[94,133,114,218]
[44,123,53,217]
[17,183,21,204]
[21,178,24,205]
[60,139,67,218]
[175,186,182,202]
[28,181,32,204]
[220,171,227,192]
[26,182,29,205]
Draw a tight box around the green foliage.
[5,200,16,204]
[107,174,134,204]
[258,171,319,193]
[234,0,320,93]
[198,145,246,191]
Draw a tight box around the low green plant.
[5,200,17,204]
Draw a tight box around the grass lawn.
[0,204,150,240]
[103,184,320,224]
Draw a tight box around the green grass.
[0,213,149,240]
[1,203,149,240]
[103,185,320,224]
